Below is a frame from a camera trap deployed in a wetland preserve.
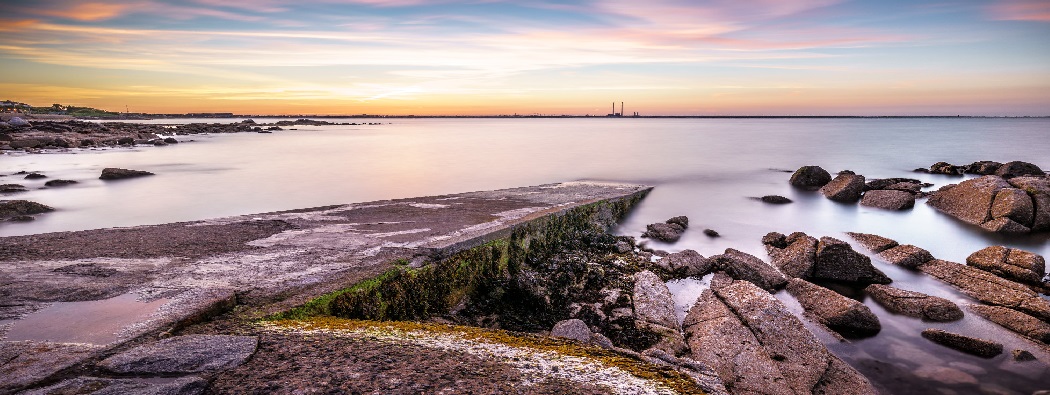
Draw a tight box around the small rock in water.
[789,165,832,189]
[703,229,719,237]
[1012,349,1036,361]
[759,195,792,204]
[100,167,155,180]
[641,216,689,242]
[24,172,47,180]
[44,179,78,187]
[921,329,1003,358]
[0,184,28,193]
[0,200,55,220]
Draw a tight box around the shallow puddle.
[2,293,169,345]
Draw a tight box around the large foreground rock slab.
[1007,176,1050,231]
[684,280,877,395]
[633,270,686,355]
[99,335,258,374]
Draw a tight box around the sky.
[1,0,1048,116]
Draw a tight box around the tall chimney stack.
[621,102,624,117]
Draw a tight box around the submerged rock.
[786,278,881,337]
[865,284,962,322]
[0,184,28,193]
[789,165,832,189]
[845,232,898,254]
[920,329,1003,358]
[43,179,78,187]
[23,172,46,180]
[100,167,155,180]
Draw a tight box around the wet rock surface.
[918,259,1050,321]
[865,284,963,322]
[921,329,1003,358]
[99,335,258,374]
[878,244,934,268]
[654,249,713,278]
[845,232,898,254]
[786,278,881,337]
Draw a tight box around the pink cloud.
[33,2,133,21]
[989,0,1050,21]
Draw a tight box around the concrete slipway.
[0,181,653,394]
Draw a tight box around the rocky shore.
[0,117,375,152]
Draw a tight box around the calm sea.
[3,117,1049,392]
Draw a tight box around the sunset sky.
[1,0,1048,115]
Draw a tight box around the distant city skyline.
[1,0,1048,116]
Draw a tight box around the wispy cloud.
[988,0,1050,21]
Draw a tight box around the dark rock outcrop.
[0,184,28,193]
[641,216,688,242]
[820,173,866,202]
[966,304,1050,344]
[966,246,1045,286]
[19,376,206,395]
[813,237,891,284]
[759,195,792,204]
[860,189,915,210]
[43,179,78,187]
[965,161,1002,175]
[684,280,877,395]
[712,249,787,292]
[702,229,719,237]
[789,166,832,189]
[655,249,713,278]
[865,284,963,321]
[23,172,46,180]
[99,167,155,180]
[786,278,881,337]
[994,161,1044,178]
[929,161,964,175]
[0,200,54,220]
[920,329,1003,358]
[99,335,258,374]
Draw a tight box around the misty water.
[3,117,1049,393]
